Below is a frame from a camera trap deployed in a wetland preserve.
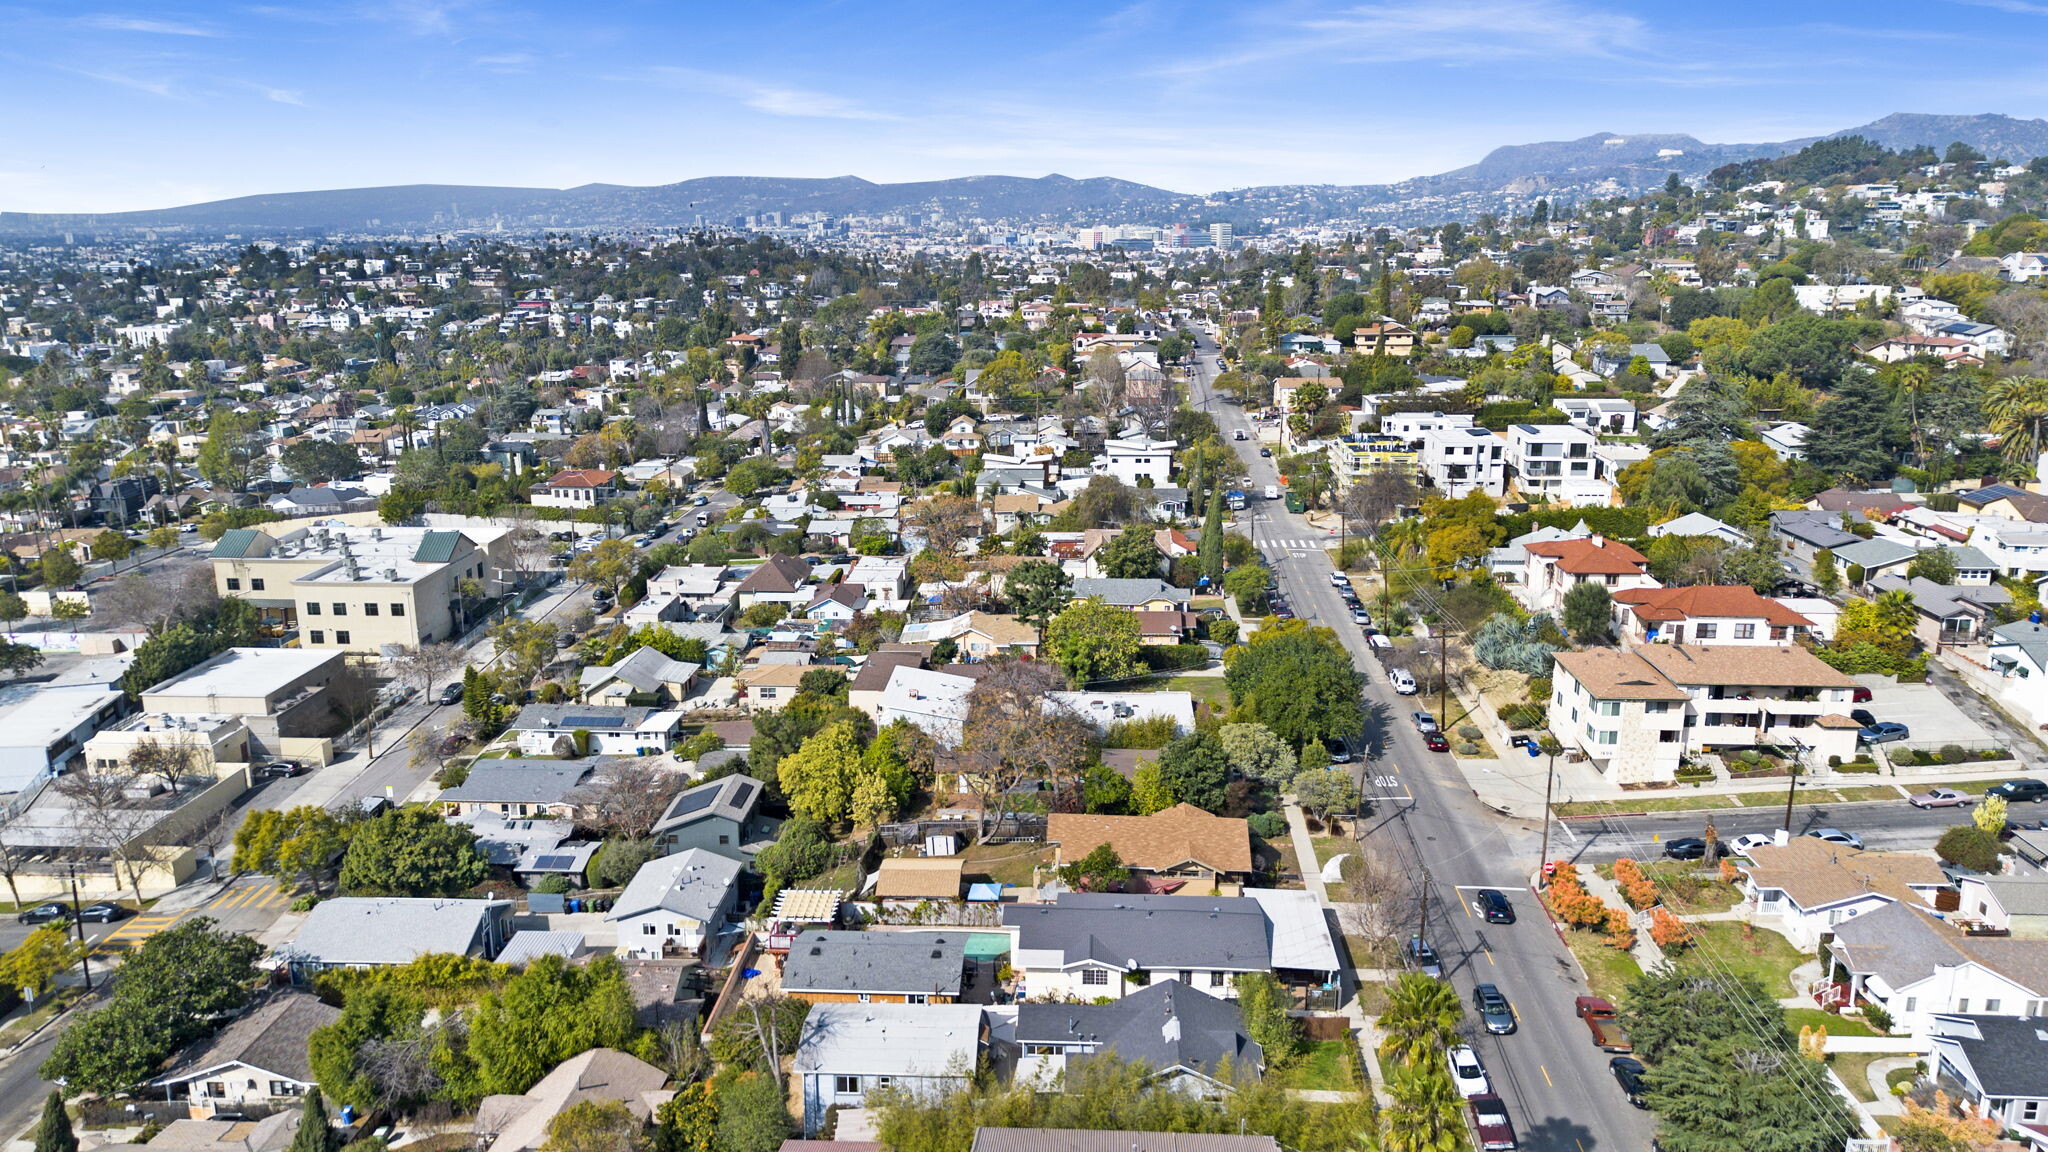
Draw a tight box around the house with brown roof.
[476,1048,672,1152]
[1518,536,1658,614]
[1548,644,1861,784]
[1134,610,1201,645]
[1613,585,1816,647]
[532,468,619,509]
[1048,804,1253,887]
[736,664,813,711]
[1737,835,1950,950]
[732,553,813,610]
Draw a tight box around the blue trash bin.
[568,897,581,913]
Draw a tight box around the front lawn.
[1556,795,1741,817]
[1678,921,1808,998]
[1277,1037,1366,1092]
[1831,1050,1884,1103]
[1163,675,1232,711]
[1633,860,1741,914]
[1564,928,1644,1002]
[1783,1007,1879,1038]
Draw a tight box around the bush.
[1836,761,1882,774]
[1500,703,1546,730]
[1864,1003,1894,1034]
[289,894,322,912]
[1247,811,1287,839]
[1104,715,1179,749]
[1206,617,1239,645]
[533,873,572,895]
[1737,749,1762,765]
[437,761,471,788]
[1940,744,1967,764]
[1457,725,1481,741]
[1936,824,2002,872]
[1526,676,1552,702]
[1456,742,1479,756]
[1138,643,1209,673]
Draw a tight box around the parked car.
[1729,832,1775,856]
[1388,668,1417,695]
[1424,731,1451,753]
[77,902,129,924]
[1259,447,1273,458]
[1989,779,2048,804]
[1412,711,1440,734]
[439,682,466,705]
[1610,1056,1650,1107]
[1468,1096,1517,1152]
[1472,889,1515,924]
[1405,936,1443,978]
[254,761,303,780]
[1448,1044,1491,1098]
[1806,827,1864,849]
[1329,571,1348,588]
[1909,787,1975,809]
[1472,984,1517,1034]
[1662,837,1708,861]
[1851,686,1874,703]
[16,902,71,925]
[1233,430,1247,441]
[1352,608,1373,626]
[1860,722,1911,745]
[1576,995,1632,1053]
[1850,708,1877,729]
[1324,739,1354,764]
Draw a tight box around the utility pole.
[1417,866,1432,945]
[66,866,92,991]
[1780,765,1804,834]
[1537,738,1562,887]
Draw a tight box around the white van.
[1264,485,1281,501]
[1388,667,1418,695]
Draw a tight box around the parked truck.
[1225,490,1248,511]
[1576,995,1632,1053]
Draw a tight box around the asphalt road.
[1552,795,2007,865]
[1187,332,1655,1152]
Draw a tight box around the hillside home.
[650,773,779,865]
[1517,536,1658,614]
[609,849,742,959]
[1612,585,1815,646]
[1419,425,1506,498]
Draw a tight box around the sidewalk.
[1283,799,1330,906]
[1577,865,1668,972]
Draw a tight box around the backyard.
[1276,1037,1368,1092]
[1678,922,1808,998]
[957,843,1057,889]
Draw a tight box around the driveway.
[1853,674,1997,746]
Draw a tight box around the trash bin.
[568,898,581,914]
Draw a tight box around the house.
[439,759,597,819]
[1547,644,1862,785]
[1553,397,1640,436]
[1928,1014,2048,1148]
[283,897,513,980]
[651,773,778,865]
[1505,423,1602,499]
[1868,574,2011,646]
[1419,425,1507,498]
[794,1003,987,1134]
[1353,320,1419,356]
[848,651,928,717]
[1611,585,1815,647]
[1824,901,2048,1036]
[476,1048,672,1152]
[1015,979,1262,1093]
[1070,578,1190,611]
[732,553,812,609]
[1047,804,1252,886]
[531,468,619,509]
[1984,620,2048,730]
[1962,484,2048,525]
[1647,513,1749,547]
[779,929,968,1003]
[1517,536,1657,614]
[1737,836,1949,950]
[803,583,869,623]
[266,485,373,516]
[608,848,743,959]
[1955,876,2048,937]
[897,612,1040,659]
[1832,537,1920,584]
[507,704,679,756]
[1004,893,1273,1001]
[874,857,967,903]
[1101,436,1177,487]
[1768,510,1865,582]
[1134,610,1201,645]
[579,646,700,705]
[92,1114,303,1152]
[1758,422,1810,461]
[877,665,976,743]
[149,991,340,1109]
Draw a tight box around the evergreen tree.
[1805,371,1899,484]
[290,1089,338,1152]
[32,1092,76,1152]
[1198,487,1225,584]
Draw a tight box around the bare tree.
[574,759,685,838]
[959,658,1094,838]
[0,840,32,909]
[92,567,220,633]
[54,759,154,905]
[127,734,207,794]
[506,525,557,588]
[1340,472,1419,537]
[908,495,986,560]
[1338,844,1421,965]
[934,584,992,618]
[326,662,383,731]
[388,642,464,702]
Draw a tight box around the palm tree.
[1382,1063,1469,1152]
[1377,972,1464,1067]
[1985,375,2048,469]
[1895,362,1935,467]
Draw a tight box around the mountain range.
[6,112,2048,237]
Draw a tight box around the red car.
[1469,1096,1517,1152]
[1851,686,1873,703]
[1424,731,1451,753]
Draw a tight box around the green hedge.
[1139,643,1210,673]
[1498,506,1652,541]
[1836,761,1882,774]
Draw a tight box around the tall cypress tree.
[33,1093,76,1152]
[1199,487,1225,584]
[290,1089,337,1152]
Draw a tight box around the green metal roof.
[212,528,262,559]
[413,531,463,564]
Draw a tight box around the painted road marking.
[1541,1065,1554,1088]
[210,882,290,912]
[96,912,181,951]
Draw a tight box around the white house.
[1419,425,1506,498]
[1738,836,1949,951]
[1612,585,1816,647]
[607,849,742,959]
[1826,901,2048,1037]
[1003,893,1273,1002]
[1928,1014,2048,1148]
[1099,436,1177,487]
[877,665,976,744]
[1554,397,1640,436]
[794,1004,986,1135]
[507,704,680,756]
[1517,536,1658,614]
[149,992,339,1109]
[531,468,618,509]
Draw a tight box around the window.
[718,834,730,845]
[1179,970,1193,984]
[1904,997,1917,1012]
[391,603,405,617]
[1082,969,1109,986]
[335,631,351,645]
[1598,730,1618,745]
[310,631,324,644]
[857,993,873,1003]
[905,995,927,1005]
[1597,701,1620,717]
[643,924,657,935]
[364,603,379,616]
[1647,701,1670,713]
[250,578,265,591]
[1734,624,1755,640]
[331,603,347,616]
[1957,999,1970,1013]
[834,1076,861,1095]
[2025,1103,2043,1122]
[270,1081,304,1097]
[1696,624,1718,639]
[1210,970,1225,988]
[1770,626,1788,641]
[1986,999,2003,1013]
[1660,731,1681,743]
[307,602,321,615]
[226,578,242,591]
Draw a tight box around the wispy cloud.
[1944,0,2048,14]
[247,82,305,105]
[1155,0,1649,77]
[650,67,898,121]
[81,15,220,36]
[59,66,181,98]
[473,52,531,71]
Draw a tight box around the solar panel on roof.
[533,855,575,870]
[668,789,718,819]
[730,780,758,809]
[560,714,616,729]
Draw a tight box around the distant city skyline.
[5,0,2047,214]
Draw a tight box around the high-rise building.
[1209,222,1234,248]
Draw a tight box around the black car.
[1472,888,1515,924]
[1850,708,1877,729]
[1663,837,1708,861]
[1610,1057,1649,1107]
[16,902,71,925]
[77,902,129,924]
[1990,779,2048,804]
[439,682,466,705]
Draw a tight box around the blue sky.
[6,0,2048,213]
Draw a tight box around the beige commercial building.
[210,524,514,654]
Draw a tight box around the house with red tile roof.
[1612,586,1815,647]
[533,468,618,509]
[1517,535,1658,613]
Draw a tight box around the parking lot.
[1854,673,1998,746]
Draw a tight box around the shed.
[875,857,966,901]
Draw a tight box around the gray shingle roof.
[609,849,741,922]
[652,773,763,834]
[440,760,594,806]
[1769,510,1859,550]
[509,704,654,733]
[1015,978,1261,1081]
[1934,1014,2048,1098]
[153,991,339,1086]
[1070,578,1188,607]
[780,930,965,997]
[1003,893,1271,972]
[288,897,511,967]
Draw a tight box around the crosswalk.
[97,912,179,952]
[1259,538,1333,552]
[208,881,292,913]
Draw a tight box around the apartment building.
[211,524,515,654]
[1548,644,1862,785]
[1419,425,1506,498]
[1518,536,1658,613]
[1505,423,1602,499]
[1612,586,1816,647]
[1329,434,1420,485]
